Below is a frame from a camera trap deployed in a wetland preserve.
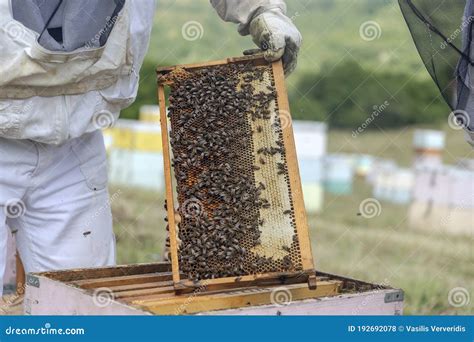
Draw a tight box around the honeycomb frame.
[157,55,315,290]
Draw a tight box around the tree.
[291,60,449,128]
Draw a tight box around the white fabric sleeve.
[210,0,287,35]
[464,129,474,148]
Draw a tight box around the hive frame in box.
[156,55,315,291]
[22,263,405,315]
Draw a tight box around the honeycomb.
[164,61,303,281]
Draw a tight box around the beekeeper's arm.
[210,0,302,75]
[465,130,474,147]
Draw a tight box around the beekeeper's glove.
[245,9,302,76]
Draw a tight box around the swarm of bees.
[166,63,300,281]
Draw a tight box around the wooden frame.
[156,55,315,291]
[16,253,25,295]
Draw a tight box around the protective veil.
[399,0,474,144]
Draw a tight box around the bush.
[291,60,449,129]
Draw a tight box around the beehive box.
[156,56,314,290]
[22,263,404,315]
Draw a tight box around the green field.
[111,126,473,315]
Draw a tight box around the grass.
[111,125,473,315]
[314,180,473,315]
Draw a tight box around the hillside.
[120,0,451,126]
[148,0,427,81]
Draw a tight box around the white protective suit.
[0,0,300,296]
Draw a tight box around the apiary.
[156,55,315,290]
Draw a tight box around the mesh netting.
[399,0,474,130]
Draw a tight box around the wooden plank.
[158,85,181,285]
[120,277,332,303]
[16,253,25,295]
[123,291,178,304]
[157,58,228,74]
[1,294,24,316]
[272,60,314,272]
[71,272,173,289]
[175,270,313,293]
[127,279,323,304]
[43,262,171,283]
[135,281,341,315]
[156,55,266,75]
[107,281,173,293]
[113,282,175,300]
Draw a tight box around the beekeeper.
[0,0,302,296]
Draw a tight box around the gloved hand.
[245,9,302,76]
